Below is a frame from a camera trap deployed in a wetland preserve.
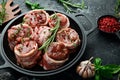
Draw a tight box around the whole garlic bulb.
[76,60,95,78]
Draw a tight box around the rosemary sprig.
[0,0,6,25]
[38,14,60,52]
[115,0,120,17]
[57,0,86,13]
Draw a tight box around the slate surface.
[0,0,120,80]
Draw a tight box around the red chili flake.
[98,15,120,33]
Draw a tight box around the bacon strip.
[40,42,69,70]
[41,53,68,70]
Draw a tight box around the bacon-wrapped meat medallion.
[23,10,49,27]
[56,27,80,49]
[49,13,70,29]
[14,40,42,68]
[40,42,69,70]
[7,10,81,70]
[8,24,33,50]
[31,26,52,46]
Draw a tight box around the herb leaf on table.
[94,58,120,80]
[57,0,87,13]
[115,0,120,17]
[0,0,6,25]
[25,0,44,10]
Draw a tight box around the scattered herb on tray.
[0,0,6,25]
[57,0,87,13]
[25,0,44,10]
[38,14,60,52]
[77,57,120,80]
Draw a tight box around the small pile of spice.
[98,15,120,33]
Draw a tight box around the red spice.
[98,15,120,33]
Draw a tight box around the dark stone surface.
[0,0,120,80]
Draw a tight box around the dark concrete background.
[0,0,120,80]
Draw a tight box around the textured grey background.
[0,0,120,80]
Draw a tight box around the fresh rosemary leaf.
[57,0,86,13]
[115,0,120,16]
[0,0,6,25]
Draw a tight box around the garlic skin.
[76,60,95,78]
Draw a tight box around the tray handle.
[0,34,11,69]
[74,13,96,35]
[115,30,120,39]
[0,61,9,69]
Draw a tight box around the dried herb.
[94,58,120,80]
[26,28,31,37]
[38,14,60,52]
[57,0,87,13]
[10,26,21,39]
[0,0,6,25]
[25,0,44,10]
[98,16,120,33]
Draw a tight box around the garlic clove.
[87,68,93,78]
[79,66,85,76]
[92,70,95,77]
[82,70,88,78]
[76,66,82,74]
